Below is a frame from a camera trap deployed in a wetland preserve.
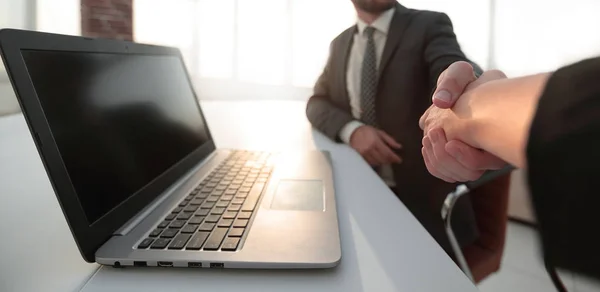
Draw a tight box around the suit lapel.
[379,4,413,77]
[339,26,356,108]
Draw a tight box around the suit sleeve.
[526,57,600,278]
[423,12,482,91]
[306,42,356,142]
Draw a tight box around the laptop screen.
[21,50,211,224]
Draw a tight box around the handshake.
[419,61,509,183]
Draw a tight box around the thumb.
[433,61,476,109]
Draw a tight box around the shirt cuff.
[339,120,365,144]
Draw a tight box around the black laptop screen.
[21,50,211,224]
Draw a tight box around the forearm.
[456,73,551,168]
[306,96,355,141]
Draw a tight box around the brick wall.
[81,0,133,41]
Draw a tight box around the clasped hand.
[419,61,506,182]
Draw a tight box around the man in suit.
[306,0,482,259]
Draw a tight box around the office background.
[2,0,600,116]
[1,1,600,290]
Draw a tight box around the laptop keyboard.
[136,150,273,252]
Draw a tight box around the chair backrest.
[466,173,512,282]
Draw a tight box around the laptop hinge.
[114,151,218,235]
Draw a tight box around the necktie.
[360,26,378,127]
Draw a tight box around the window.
[135,0,355,99]
[494,0,600,77]
[0,0,32,77]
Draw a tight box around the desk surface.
[0,101,477,292]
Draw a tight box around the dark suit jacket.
[306,3,481,256]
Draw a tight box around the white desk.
[0,101,478,292]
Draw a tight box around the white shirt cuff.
[339,120,365,144]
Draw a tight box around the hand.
[419,62,508,182]
[422,128,506,183]
[350,125,402,166]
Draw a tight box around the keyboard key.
[237,212,252,219]
[242,183,265,211]
[239,187,252,192]
[160,229,178,238]
[233,219,249,228]
[177,212,193,220]
[218,219,233,227]
[181,224,198,233]
[216,201,229,208]
[184,205,199,212]
[235,193,248,198]
[223,211,237,219]
[165,213,177,221]
[186,232,211,250]
[190,198,204,205]
[211,190,224,196]
[257,178,268,183]
[258,174,269,178]
[150,238,170,249]
[221,237,241,251]
[158,221,170,228]
[205,215,220,223]
[149,228,163,237]
[215,185,227,191]
[203,228,228,250]
[169,220,186,229]
[197,192,210,199]
[185,194,195,201]
[198,222,215,232]
[179,200,189,207]
[228,204,241,211]
[231,198,244,205]
[221,195,234,201]
[168,234,191,250]
[232,180,243,184]
[137,238,154,249]
[206,195,220,203]
[201,202,215,209]
[206,182,217,188]
[228,228,245,237]
[196,208,210,216]
[188,216,204,225]
[201,187,213,193]
[225,189,237,195]
[172,207,183,213]
[212,207,226,215]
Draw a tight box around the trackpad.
[270,180,325,211]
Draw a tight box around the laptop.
[0,29,341,269]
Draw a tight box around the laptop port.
[210,263,224,268]
[188,262,202,268]
[133,261,147,267]
[157,261,173,267]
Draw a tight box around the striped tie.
[360,26,378,127]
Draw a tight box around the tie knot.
[363,26,376,38]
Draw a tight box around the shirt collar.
[356,7,396,36]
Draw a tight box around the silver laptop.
[0,29,341,269]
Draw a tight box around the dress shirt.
[339,7,396,186]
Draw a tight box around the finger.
[422,136,456,183]
[419,107,431,130]
[433,61,476,109]
[376,141,402,164]
[367,148,387,166]
[377,130,402,149]
[422,146,455,183]
[429,129,484,181]
[445,140,507,170]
